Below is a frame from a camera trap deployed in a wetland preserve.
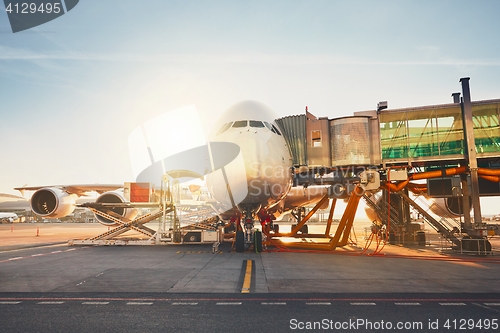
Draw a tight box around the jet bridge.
[275,79,500,253]
[275,107,381,170]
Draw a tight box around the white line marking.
[439,303,466,306]
[51,251,62,254]
[216,302,242,305]
[126,302,153,305]
[306,302,331,305]
[82,302,109,305]
[172,302,198,305]
[64,249,76,252]
[395,302,421,306]
[484,303,500,306]
[38,301,65,304]
[261,302,286,305]
[350,302,376,305]
[31,254,43,257]
[8,257,23,261]
[0,301,21,304]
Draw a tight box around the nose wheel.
[234,217,263,253]
[235,230,245,252]
[234,228,263,253]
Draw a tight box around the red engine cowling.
[30,188,77,218]
[94,191,138,226]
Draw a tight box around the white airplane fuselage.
[206,101,293,218]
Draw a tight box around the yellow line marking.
[241,260,252,294]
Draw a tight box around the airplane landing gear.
[254,229,263,253]
[235,230,245,252]
[234,208,264,253]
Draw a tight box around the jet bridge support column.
[268,185,363,251]
[461,174,472,231]
[460,77,485,236]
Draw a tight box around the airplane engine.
[364,204,379,223]
[94,191,138,226]
[30,187,77,218]
[428,197,472,218]
[318,197,329,210]
[276,186,329,213]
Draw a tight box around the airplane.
[0,193,29,207]
[205,101,294,251]
[13,100,476,252]
[0,212,18,223]
[0,193,29,222]
[13,101,329,252]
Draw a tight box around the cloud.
[1,45,500,67]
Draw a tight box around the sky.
[1,0,500,212]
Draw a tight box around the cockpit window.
[216,122,233,135]
[232,120,248,128]
[263,121,282,135]
[249,120,265,128]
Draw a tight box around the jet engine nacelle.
[30,187,77,218]
[267,185,329,219]
[428,197,472,218]
[94,190,138,226]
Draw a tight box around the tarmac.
[0,223,110,251]
[2,222,500,294]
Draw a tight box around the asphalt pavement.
[2,225,500,332]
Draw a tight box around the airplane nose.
[236,132,289,204]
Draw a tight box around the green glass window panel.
[380,114,408,159]
[472,103,500,154]
[380,106,464,160]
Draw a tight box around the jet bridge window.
[249,120,265,128]
[216,122,233,135]
[312,130,322,147]
[232,120,248,128]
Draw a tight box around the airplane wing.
[0,193,25,200]
[14,184,123,196]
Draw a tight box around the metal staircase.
[87,205,175,241]
[397,191,461,247]
[362,190,463,247]
[362,192,402,228]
